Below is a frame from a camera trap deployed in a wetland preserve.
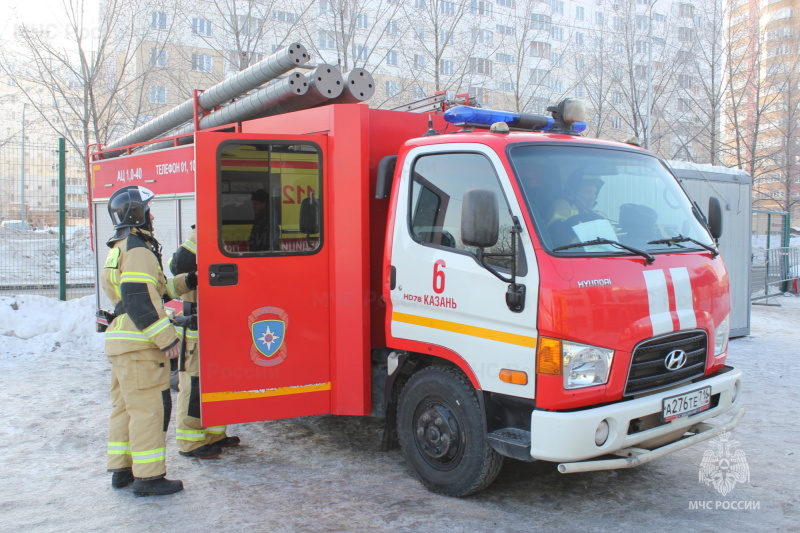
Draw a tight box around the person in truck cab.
[548,171,611,246]
[248,189,271,252]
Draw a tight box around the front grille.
[624,330,707,396]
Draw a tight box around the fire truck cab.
[91,100,743,497]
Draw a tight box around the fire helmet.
[108,185,155,229]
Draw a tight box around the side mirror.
[299,197,320,236]
[461,188,499,248]
[375,155,397,199]
[707,196,723,240]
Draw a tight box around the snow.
[0,225,95,287]
[1,294,799,531]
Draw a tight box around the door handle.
[209,264,238,286]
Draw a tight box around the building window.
[496,52,514,63]
[150,48,167,67]
[612,91,624,104]
[530,68,548,85]
[354,45,369,61]
[440,59,454,74]
[595,12,604,25]
[496,24,515,35]
[497,0,515,7]
[151,11,167,29]
[576,6,584,20]
[552,0,564,14]
[192,18,212,36]
[530,41,551,57]
[387,50,398,66]
[471,0,492,16]
[191,53,213,73]
[387,20,399,35]
[654,13,666,22]
[636,15,648,30]
[272,10,298,23]
[439,30,454,44]
[576,56,584,71]
[613,16,623,30]
[414,54,426,69]
[576,84,584,98]
[414,27,425,40]
[611,116,623,129]
[414,85,426,99]
[678,74,694,89]
[551,26,564,40]
[319,31,335,49]
[575,32,584,45]
[473,28,493,46]
[441,0,455,15]
[498,81,513,92]
[150,85,167,104]
[414,0,426,9]
[531,14,551,30]
[678,3,694,17]
[469,57,492,75]
[468,86,490,106]
[356,13,368,28]
[550,79,563,93]
[386,81,398,97]
[551,52,561,67]
[635,40,649,54]
[678,27,693,42]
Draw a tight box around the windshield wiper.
[647,235,718,258]
[553,238,655,265]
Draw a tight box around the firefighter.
[101,185,190,497]
[248,189,270,252]
[168,228,240,458]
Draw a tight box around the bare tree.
[0,0,181,165]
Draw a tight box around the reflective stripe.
[177,429,205,442]
[131,447,167,463]
[144,317,171,339]
[166,277,179,299]
[643,269,673,336]
[110,269,121,299]
[174,326,199,340]
[107,441,131,455]
[181,239,197,254]
[670,267,697,330]
[106,330,150,342]
[120,272,158,285]
[206,426,226,435]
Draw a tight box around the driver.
[548,171,607,227]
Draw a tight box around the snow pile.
[0,294,103,359]
[0,225,95,285]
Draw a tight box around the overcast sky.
[1,0,98,43]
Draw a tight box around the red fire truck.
[90,98,743,496]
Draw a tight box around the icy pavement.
[0,294,798,532]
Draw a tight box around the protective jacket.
[101,228,189,356]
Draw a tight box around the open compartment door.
[194,132,330,426]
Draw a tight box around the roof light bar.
[443,98,587,135]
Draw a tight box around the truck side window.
[409,152,516,269]
[218,141,322,256]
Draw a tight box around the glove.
[186,271,198,290]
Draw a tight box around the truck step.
[487,428,534,462]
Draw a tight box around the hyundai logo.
[664,350,688,371]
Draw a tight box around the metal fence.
[0,139,93,299]
[751,210,800,301]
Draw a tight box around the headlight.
[714,314,730,356]
[562,341,614,389]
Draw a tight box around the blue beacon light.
[443,106,521,127]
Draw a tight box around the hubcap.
[413,399,463,470]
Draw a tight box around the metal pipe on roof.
[325,68,375,105]
[255,64,344,117]
[105,43,309,152]
[137,72,309,153]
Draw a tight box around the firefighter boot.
[131,476,184,497]
[215,436,241,448]
[111,468,134,489]
[179,443,222,459]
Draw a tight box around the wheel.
[397,366,503,496]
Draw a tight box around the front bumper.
[529,367,743,469]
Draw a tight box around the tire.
[397,366,503,496]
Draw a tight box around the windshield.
[509,144,714,255]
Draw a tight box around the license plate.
[662,386,711,422]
